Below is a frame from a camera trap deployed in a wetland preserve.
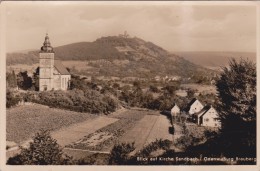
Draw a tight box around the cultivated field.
[7,104,97,144]
[51,116,118,147]
[68,108,148,152]
[119,113,173,153]
[7,105,178,159]
[144,115,173,146]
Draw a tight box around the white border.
[0,1,259,171]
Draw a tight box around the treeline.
[21,89,118,114]
[6,70,216,112]
[70,75,189,111]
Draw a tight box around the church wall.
[39,79,53,91]
[53,75,61,90]
[60,75,71,90]
[39,52,54,91]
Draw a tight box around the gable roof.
[194,105,211,117]
[54,60,70,75]
[185,98,202,112]
[172,103,179,109]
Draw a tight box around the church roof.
[41,33,54,53]
[54,60,70,75]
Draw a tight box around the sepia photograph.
[1,1,257,167]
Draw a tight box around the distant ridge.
[7,35,216,78]
[174,51,256,70]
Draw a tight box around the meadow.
[7,104,97,144]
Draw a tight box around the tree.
[32,67,39,91]
[216,58,256,156]
[6,70,17,88]
[187,88,195,99]
[7,130,74,165]
[6,90,20,108]
[149,85,159,93]
[109,142,135,165]
[17,71,32,90]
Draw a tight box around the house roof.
[172,103,179,108]
[194,105,211,117]
[185,98,201,112]
[54,60,70,75]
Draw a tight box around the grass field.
[119,112,173,153]
[7,104,97,143]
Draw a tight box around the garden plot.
[144,115,173,146]
[68,109,148,151]
[119,115,159,153]
[120,114,173,153]
[76,132,113,147]
[7,105,97,144]
[51,116,118,147]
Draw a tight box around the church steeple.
[41,33,54,53]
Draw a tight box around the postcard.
[0,1,259,171]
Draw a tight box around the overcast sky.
[4,2,257,53]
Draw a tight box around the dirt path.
[51,116,118,147]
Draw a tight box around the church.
[39,33,71,91]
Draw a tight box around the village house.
[39,33,71,91]
[185,98,204,115]
[171,104,180,118]
[193,105,221,128]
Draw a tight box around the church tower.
[39,33,54,91]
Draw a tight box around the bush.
[22,89,118,114]
[138,139,171,157]
[6,90,20,108]
[174,124,202,150]
[7,130,75,165]
[109,142,135,165]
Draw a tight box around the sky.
[3,2,257,53]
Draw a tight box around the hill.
[7,36,215,78]
[174,51,256,70]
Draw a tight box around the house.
[185,98,204,115]
[194,105,221,128]
[39,33,71,91]
[171,104,180,117]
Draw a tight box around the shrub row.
[21,89,118,114]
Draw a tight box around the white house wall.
[189,100,204,115]
[171,106,180,116]
[201,108,221,128]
